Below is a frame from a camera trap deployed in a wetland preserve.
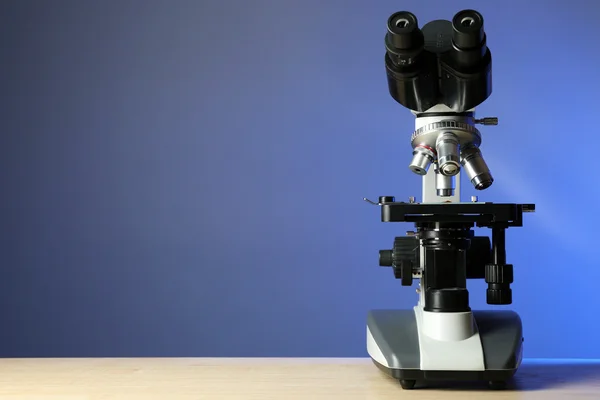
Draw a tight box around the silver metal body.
[410,104,495,203]
[414,105,475,203]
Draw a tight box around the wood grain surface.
[0,358,598,399]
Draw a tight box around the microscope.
[365,9,535,389]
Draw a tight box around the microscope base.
[367,309,523,389]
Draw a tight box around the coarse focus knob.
[393,237,418,265]
[378,237,418,267]
[485,263,513,284]
[378,237,418,286]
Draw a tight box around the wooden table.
[0,358,598,399]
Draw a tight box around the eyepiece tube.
[435,169,455,197]
[386,11,424,66]
[436,133,461,176]
[409,145,435,175]
[451,9,485,50]
[461,145,493,190]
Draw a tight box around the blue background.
[0,0,597,359]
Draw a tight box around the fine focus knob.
[485,263,513,305]
[400,261,413,286]
[379,250,393,266]
[392,238,418,286]
[392,261,413,286]
[487,286,512,305]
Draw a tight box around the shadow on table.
[399,360,600,391]
[512,360,600,391]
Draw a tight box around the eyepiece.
[461,145,493,190]
[387,12,423,50]
[436,132,461,176]
[409,145,435,175]
[452,10,484,49]
[384,10,439,111]
[385,12,424,67]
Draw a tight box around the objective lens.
[461,145,493,190]
[435,170,454,197]
[409,145,435,175]
[436,132,461,176]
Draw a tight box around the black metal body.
[385,10,492,112]
[379,200,534,227]
[376,199,535,308]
